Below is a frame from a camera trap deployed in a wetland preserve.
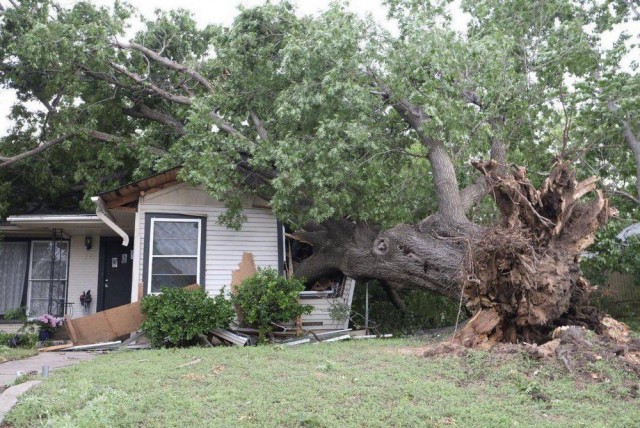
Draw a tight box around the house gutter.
[91,196,130,246]
[6,214,101,223]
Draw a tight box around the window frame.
[26,239,70,318]
[144,214,206,295]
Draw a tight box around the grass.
[4,338,639,427]
[0,346,38,363]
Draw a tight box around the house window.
[147,218,203,294]
[0,241,29,316]
[28,241,69,317]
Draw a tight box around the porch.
[0,213,134,323]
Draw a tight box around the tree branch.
[108,62,192,105]
[607,100,640,200]
[78,64,141,93]
[85,129,167,156]
[366,67,466,222]
[460,134,507,211]
[123,103,185,135]
[606,188,640,205]
[0,133,73,168]
[620,119,640,200]
[250,111,268,141]
[112,41,214,93]
[210,111,255,148]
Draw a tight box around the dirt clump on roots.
[454,161,615,348]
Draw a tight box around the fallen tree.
[1,1,638,352]
[293,159,627,346]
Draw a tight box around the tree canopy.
[0,0,638,238]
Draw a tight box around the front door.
[99,238,133,311]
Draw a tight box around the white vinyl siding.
[67,234,100,318]
[132,183,356,331]
[134,183,279,298]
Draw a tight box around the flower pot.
[38,329,53,341]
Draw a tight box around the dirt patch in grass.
[397,327,640,410]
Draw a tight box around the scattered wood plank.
[123,344,151,350]
[64,302,143,345]
[64,284,199,346]
[320,334,351,343]
[198,333,214,348]
[314,329,352,339]
[39,343,74,352]
[234,327,260,335]
[208,334,224,346]
[177,358,202,368]
[65,341,122,351]
[280,338,311,346]
[120,331,145,347]
[210,328,248,346]
[351,334,393,340]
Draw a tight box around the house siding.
[67,234,100,318]
[298,278,356,330]
[130,183,356,331]
[134,183,279,298]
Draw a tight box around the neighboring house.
[0,167,355,333]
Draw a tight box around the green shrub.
[3,306,27,322]
[0,332,38,349]
[141,286,234,348]
[231,268,313,340]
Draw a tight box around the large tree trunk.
[294,161,616,347]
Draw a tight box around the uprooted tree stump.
[452,161,618,349]
[438,159,640,373]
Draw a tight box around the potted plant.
[33,314,64,341]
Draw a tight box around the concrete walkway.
[0,351,95,386]
[0,380,42,423]
[0,352,96,423]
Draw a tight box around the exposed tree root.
[449,160,619,348]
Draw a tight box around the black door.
[99,237,133,311]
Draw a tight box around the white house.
[0,168,355,334]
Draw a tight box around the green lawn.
[0,346,38,363]
[4,339,639,427]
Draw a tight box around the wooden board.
[230,252,256,325]
[210,328,248,346]
[66,341,121,351]
[65,284,201,346]
[39,343,74,352]
[64,302,144,345]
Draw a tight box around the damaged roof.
[98,166,181,209]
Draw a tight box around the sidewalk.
[0,380,42,424]
[0,351,96,424]
[0,351,95,386]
